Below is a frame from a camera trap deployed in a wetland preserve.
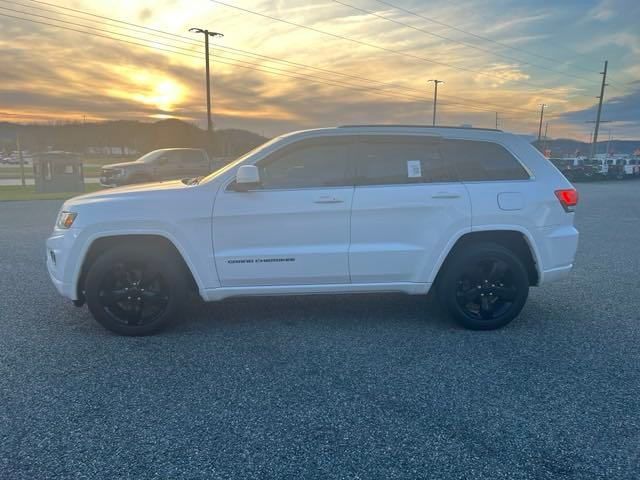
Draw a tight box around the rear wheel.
[437,243,529,330]
[85,245,187,335]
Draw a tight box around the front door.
[213,137,354,287]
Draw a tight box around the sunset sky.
[1,0,639,139]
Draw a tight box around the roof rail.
[337,124,503,132]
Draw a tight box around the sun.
[127,75,185,112]
[149,80,184,112]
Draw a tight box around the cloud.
[587,0,616,21]
[559,87,640,138]
[138,8,153,22]
[0,0,638,138]
[474,64,530,88]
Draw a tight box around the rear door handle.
[431,192,461,199]
[314,196,344,204]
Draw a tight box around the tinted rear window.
[443,140,530,181]
[352,136,455,185]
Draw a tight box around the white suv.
[46,126,579,335]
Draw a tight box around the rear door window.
[352,136,456,185]
[442,140,530,181]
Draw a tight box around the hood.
[64,179,189,208]
[101,161,140,170]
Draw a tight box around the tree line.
[0,119,269,160]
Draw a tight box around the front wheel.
[437,243,529,330]
[85,245,188,335]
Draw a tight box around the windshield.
[199,136,282,183]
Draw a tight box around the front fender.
[65,220,218,300]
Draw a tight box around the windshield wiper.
[183,176,204,186]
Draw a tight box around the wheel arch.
[75,233,201,302]
[431,227,541,287]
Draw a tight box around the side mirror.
[234,165,261,191]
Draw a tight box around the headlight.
[103,169,124,177]
[56,211,77,229]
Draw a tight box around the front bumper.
[99,176,124,187]
[46,229,81,300]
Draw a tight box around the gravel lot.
[1,181,639,479]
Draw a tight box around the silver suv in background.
[100,148,217,186]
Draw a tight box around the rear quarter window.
[443,139,530,181]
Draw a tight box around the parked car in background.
[605,157,627,180]
[48,125,579,335]
[1,151,32,165]
[589,158,609,178]
[621,157,640,177]
[549,157,597,182]
[100,148,219,187]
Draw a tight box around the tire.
[437,243,529,330]
[84,244,188,336]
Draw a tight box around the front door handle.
[314,196,344,204]
[431,192,461,199]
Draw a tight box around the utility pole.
[495,112,499,130]
[541,122,549,156]
[606,129,612,156]
[590,60,608,160]
[537,104,547,142]
[189,28,224,135]
[428,79,444,126]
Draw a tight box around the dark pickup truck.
[100,148,219,187]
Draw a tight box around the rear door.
[349,135,471,283]
[212,136,355,287]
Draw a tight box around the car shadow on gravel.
[171,292,458,335]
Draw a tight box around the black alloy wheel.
[438,243,529,330]
[97,260,170,327]
[85,245,187,335]
[454,257,518,321]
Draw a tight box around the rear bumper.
[540,264,573,283]
[535,224,579,285]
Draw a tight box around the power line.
[332,0,599,85]
[0,1,554,117]
[0,11,486,109]
[370,0,601,74]
[209,0,590,95]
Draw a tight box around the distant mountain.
[0,119,269,159]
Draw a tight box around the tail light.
[555,189,579,212]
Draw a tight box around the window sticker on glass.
[407,160,422,178]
